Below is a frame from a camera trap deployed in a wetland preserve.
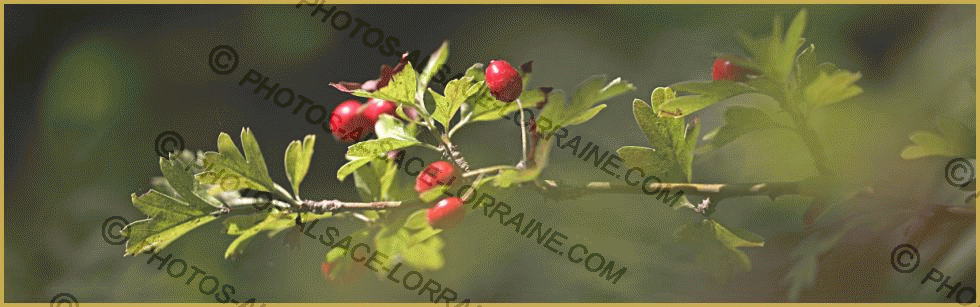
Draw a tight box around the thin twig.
[538,179,804,201]
[517,98,528,167]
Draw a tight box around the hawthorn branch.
[211,198,405,217]
[538,179,805,201]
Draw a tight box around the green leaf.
[407,227,442,248]
[223,214,292,259]
[352,62,418,107]
[491,138,554,188]
[224,211,332,259]
[462,63,485,82]
[197,128,277,193]
[401,235,445,270]
[678,119,701,182]
[404,209,429,230]
[805,69,862,107]
[325,245,347,263]
[122,190,219,256]
[669,80,756,99]
[346,138,419,159]
[900,132,967,160]
[616,146,674,180]
[634,96,683,158]
[337,157,371,181]
[379,157,398,200]
[796,44,818,86]
[656,95,721,117]
[736,9,808,84]
[626,88,697,182]
[712,220,764,249]
[353,158,382,202]
[705,106,787,148]
[736,30,771,70]
[649,86,675,108]
[534,76,632,134]
[675,219,764,283]
[417,41,449,98]
[374,226,412,268]
[284,135,315,198]
[570,75,635,116]
[224,214,267,236]
[374,114,418,142]
[776,9,807,80]
[537,90,567,134]
[418,185,449,203]
[469,89,521,122]
[563,104,606,126]
[900,115,976,159]
[159,156,221,212]
[432,77,480,127]
[518,87,547,108]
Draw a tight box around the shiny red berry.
[485,60,523,102]
[712,57,756,82]
[363,98,398,125]
[415,161,458,194]
[330,100,370,142]
[427,197,465,229]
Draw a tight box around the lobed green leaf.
[197,128,277,194]
[352,62,419,108]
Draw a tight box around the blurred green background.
[4,4,975,303]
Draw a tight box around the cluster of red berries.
[329,98,394,142]
[329,60,527,228]
[329,98,420,142]
[415,161,465,229]
[329,59,525,144]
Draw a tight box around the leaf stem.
[517,98,529,167]
[462,165,516,178]
[447,112,472,138]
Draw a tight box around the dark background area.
[5,4,975,302]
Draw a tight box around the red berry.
[321,262,364,285]
[401,106,419,121]
[330,100,370,142]
[321,262,335,281]
[427,197,465,229]
[415,161,458,194]
[712,57,756,82]
[485,60,523,102]
[363,98,398,125]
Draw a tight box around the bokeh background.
[4,4,976,303]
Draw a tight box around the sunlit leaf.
[284,135,315,198]
[122,190,219,256]
[352,62,418,108]
[805,69,862,107]
[417,41,449,97]
[197,128,277,193]
[431,77,480,127]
